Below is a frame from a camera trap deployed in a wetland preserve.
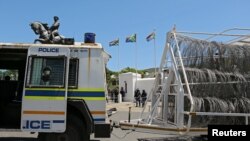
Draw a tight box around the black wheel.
[38,114,89,141]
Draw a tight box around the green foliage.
[106,67,118,90]
[120,67,147,76]
[0,69,18,80]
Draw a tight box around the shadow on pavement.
[0,137,37,141]
[0,137,101,141]
[0,137,138,141]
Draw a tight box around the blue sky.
[1,0,250,71]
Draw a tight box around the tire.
[38,114,89,141]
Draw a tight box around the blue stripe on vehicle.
[53,120,65,123]
[25,90,105,97]
[94,118,105,122]
[26,90,65,96]
[68,91,105,97]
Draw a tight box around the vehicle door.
[21,46,70,132]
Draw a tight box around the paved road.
[0,102,168,141]
[92,111,168,141]
[97,102,168,141]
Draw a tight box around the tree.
[120,67,147,77]
[106,67,119,90]
[105,67,148,91]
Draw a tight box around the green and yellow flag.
[126,34,136,43]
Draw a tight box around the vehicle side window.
[68,59,79,88]
[26,57,66,87]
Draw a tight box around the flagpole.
[126,34,138,89]
[135,37,138,89]
[109,38,120,86]
[153,29,156,77]
[118,41,120,72]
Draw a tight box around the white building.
[119,72,155,102]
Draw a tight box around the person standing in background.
[134,88,141,107]
[114,87,119,103]
[141,89,147,107]
[120,87,125,102]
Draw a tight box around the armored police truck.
[0,41,111,141]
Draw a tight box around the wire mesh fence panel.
[166,32,250,126]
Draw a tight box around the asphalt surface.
[0,102,169,141]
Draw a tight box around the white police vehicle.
[0,38,111,141]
